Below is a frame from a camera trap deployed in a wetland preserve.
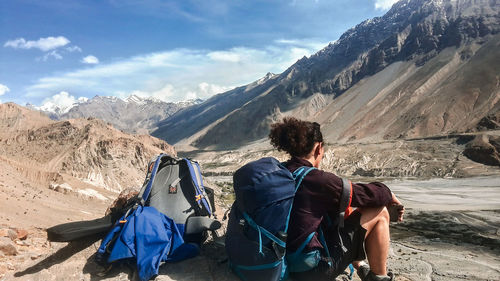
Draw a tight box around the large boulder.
[463,135,500,166]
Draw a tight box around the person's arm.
[350,182,393,208]
[321,172,396,214]
[352,182,404,221]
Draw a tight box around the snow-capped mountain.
[37,95,203,134]
[37,96,89,115]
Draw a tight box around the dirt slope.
[0,103,175,193]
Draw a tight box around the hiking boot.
[357,264,370,279]
[357,264,394,281]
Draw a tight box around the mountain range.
[152,0,500,150]
[31,95,203,134]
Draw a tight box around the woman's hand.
[388,193,404,222]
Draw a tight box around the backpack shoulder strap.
[139,153,164,205]
[338,178,353,227]
[319,178,353,258]
[292,166,316,191]
[184,158,213,216]
[283,166,316,233]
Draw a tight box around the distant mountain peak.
[175,98,204,107]
[256,72,277,85]
[98,95,118,102]
[124,94,165,104]
[125,94,146,105]
[32,96,88,115]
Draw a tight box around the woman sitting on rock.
[269,117,404,281]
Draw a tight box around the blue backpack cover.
[96,154,219,281]
[225,157,315,281]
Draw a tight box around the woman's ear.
[313,142,324,168]
[314,142,322,157]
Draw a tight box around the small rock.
[15,253,29,263]
[0,228,17,241]
[0,237,18,256]
[21,240,32,246]
[32,237,46,246]
[105,188,139,215]
[31,253,42,260]
[16,229,28,240]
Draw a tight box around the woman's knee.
[379,206,389,223]
[359,206,389,230]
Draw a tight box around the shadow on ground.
[14,234,102,278]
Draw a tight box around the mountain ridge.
[32,95,203,134]
[152,0,499,149]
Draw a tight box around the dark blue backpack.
[225,157,316,281]
[225,157,354,281]
[96,154,220,281]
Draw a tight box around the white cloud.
[26,41,327,103]
[122,82,232,102]
[81,55,99,64]
[275,39,300,45]
[185,83,233,100]
[198,82,232,97]
[66,45,82,52]
[275,38,330,53]
[39,50,63,61]
[374,0,400,10]
[38,91,88,114]
[207,51,241,62]
[0,84,9,96]
[4,36,70,52]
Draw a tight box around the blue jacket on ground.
[98,205,198,281]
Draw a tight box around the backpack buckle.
[272,242,286,259]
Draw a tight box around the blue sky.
[0,0,398,108]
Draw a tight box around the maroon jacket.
[286,156,392,252]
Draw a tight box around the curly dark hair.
[269,117,323,157]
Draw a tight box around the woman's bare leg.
[354,207,390,276]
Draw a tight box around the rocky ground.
[2,174,499,281]
[1,132,500,281]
